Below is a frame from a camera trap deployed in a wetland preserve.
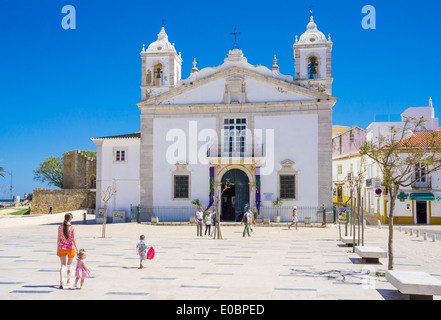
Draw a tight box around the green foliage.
[272,198,283,208]
[33,156,64,189]
[191,199,202,208]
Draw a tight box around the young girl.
[57,213,78,289]
[74,249,90,289]
[136,235,150,269]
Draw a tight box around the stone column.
[140,115,154,208]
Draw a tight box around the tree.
[191,199,202,209]
[360,117,441,270]
[101,185,117,238]
[213,179,233,240]
[0,166,5,178]
[33,156,64,189]
[272,197,283,217]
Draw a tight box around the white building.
[92,15,337,222]
[365,98,441,225]
[332,126,366,205]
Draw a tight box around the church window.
[308,56,318,79]
[223,118,247,154]
[174,175,189,199]
[154,63,164,86]
[337,164,342,175]
[280,175,296,199]
[114,148,127,163]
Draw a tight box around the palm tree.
[191,199,202,209]
[272,197,283,217]
[0,166,5,178]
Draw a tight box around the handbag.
[147,246,155,260]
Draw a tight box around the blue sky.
[0,0,440,197]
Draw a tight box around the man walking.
[242,210,251,237]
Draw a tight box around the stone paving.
[1,211,441,300]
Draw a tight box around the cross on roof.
[230,28,241,48]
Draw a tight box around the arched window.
[308,56,318,79]
[154,63,163,86]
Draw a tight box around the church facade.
[92,15,337,222]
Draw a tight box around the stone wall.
[63,150,96,189]
[31,188,95,215]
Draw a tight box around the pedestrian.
[136,234,150,269]
[74,249,90,289]
[49,206,53,214]
[57,213,79,289]
[246,208,254,233]
[204,210,212,237]
[288,206,298,230]
[242,210,251,237]
[195,207,203,237]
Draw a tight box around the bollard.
[405,228,408,234]
[416,230,420,238]
[399,226,402,232]
[377,220,381,229]
[433,235,437,242]
[410,229,413,236]
[424,232,427,240]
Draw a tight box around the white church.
[92,14,337,222]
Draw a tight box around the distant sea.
[0,199,24,203]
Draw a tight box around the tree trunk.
[357,187,361,246]
[387,187,399,270]
[102,203,107,238]
[215,196,222,240]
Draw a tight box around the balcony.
[206,144,264,164]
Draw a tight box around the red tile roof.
[395,131,441,148]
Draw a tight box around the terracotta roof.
[91,132,141,140]
[395,131,441,148]
[333,152,361,160]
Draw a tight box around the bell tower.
[140,27,183,100]
[293,14,333,95]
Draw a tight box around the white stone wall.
[95,138,140,221]
[152,117,217,207]
[255,113,319,207]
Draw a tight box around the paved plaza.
[1,211,441,301]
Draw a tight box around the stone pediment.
[138,66,336,108]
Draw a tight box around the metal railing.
[207,144,264,158]
[131,205,336,224]
[259,206,336,224]
[131,205,197,222]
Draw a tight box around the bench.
[340,236,356,246]
[386,270,441,300]
[355,246,387,263]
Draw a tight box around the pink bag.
[147,246,155,260]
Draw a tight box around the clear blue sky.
[0,0,440,197]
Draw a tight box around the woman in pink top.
[57,213,78,289]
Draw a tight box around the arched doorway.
[221,169,249,221]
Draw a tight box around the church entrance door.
[221,169,249,222]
